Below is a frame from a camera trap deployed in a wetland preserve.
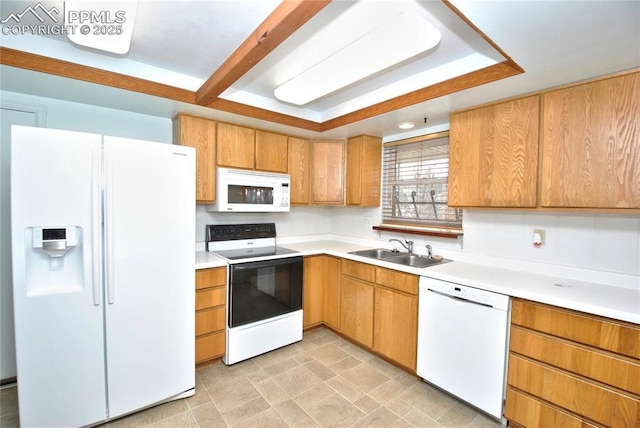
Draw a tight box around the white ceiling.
[1,0,639,141]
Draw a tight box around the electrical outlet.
[364,216,373,228]
[533,229,545,247]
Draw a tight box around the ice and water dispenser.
[25,226,84,295]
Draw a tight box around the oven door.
[228,256,303,328]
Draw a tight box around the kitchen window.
[380,131,462,236]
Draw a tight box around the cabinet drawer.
[508,354,640,427]
[195,307,225,336]
[512,299,640,359]
[375,267,418,295]
[196,331,225,363]
[196,287,226,310]
[341,259,375,282]
[510,326,640,395]
[196,267,226,290]
[505,387,598,428]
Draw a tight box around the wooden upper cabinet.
[541,71,640,208]
[255,130,288,173]
[216,122,255,169]
[172,114,216,203]
[346,135,382,207]
[311,139,345,204]
[449,95,540,207]
[288,136,311,204]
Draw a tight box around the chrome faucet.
[389,238,414,254]
[425,244,433,258]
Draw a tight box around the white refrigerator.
[10,125,196,427]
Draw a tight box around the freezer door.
[103,137,195,418]
[10,125,107,427]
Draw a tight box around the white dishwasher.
[416,276,510,421]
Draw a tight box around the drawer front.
[342,259,376,282]
[510,326,640,395]
[375,267,418,295]
[196,287,226,310]
[508,354,640,427]
[195,307,225,336]
[196,267,227,290]
[505,387,598,428]
[196,331,225,363]
[512,299,640,359]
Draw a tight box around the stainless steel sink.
[349,248,400,259]
[348,248,444,268]
[384,253,442,268]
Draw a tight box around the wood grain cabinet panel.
[216,122,255,169]
[172,114,216,203]
[255,130,288,173]
[375,267,418,295]
[303,255,325,328]
[449,95,540,207]
[340,276,374,348]
[346,135,382,207]
[373,286,417,370]
[195,267,227,365]
[541,71,640,208]
[323,256,341,331]
[311,139,345,205]
[341,259,376,283]
[288,137,311,204]
[506,298,640,427]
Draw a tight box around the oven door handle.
[231,256,302,271]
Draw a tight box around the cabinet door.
[323,256,341,330]
[172,115,216,203]
[216,122,255,169]
[303,256,324,328]
[288,137,311,204]
[256,130,288,173]
[449,95,540,207]
[541,72,640,208]
[340,276,373,347]
[346,135,382,207]
[373,287,418,370]
[311,139,345,204]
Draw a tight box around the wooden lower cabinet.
[340,275,374,348]
[195,267,227,365]
[373,286,417,370]
[505,299,640,427]
[323,256,341,330]
[303,255,341,330]
[339,259,418,370]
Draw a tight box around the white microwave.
[207,167,290,212]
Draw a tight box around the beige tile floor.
[0,328,503,427]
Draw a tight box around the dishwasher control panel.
[419,277,510,310]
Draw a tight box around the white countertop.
[196,239,640,324]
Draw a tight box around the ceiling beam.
[0,47,195,104]
[195,0,332,106]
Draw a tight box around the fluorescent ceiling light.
[65,1,138,54]
[274,1,441,106]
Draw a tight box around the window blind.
[382,134,462,228]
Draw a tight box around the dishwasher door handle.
[426,288,494,308]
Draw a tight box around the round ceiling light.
[398,122,415,129]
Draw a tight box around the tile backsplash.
[196,205,640,276]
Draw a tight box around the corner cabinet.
[541,71,640,208]
[346,135,382,207]
[303,255,341,330]
[505,299,640,428]
[311,139,346,205]
[448,95,540,208]
[195,267,227,366]
[172,114,216,203]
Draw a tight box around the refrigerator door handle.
[105,155,115,305]
[92,152,102,306]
